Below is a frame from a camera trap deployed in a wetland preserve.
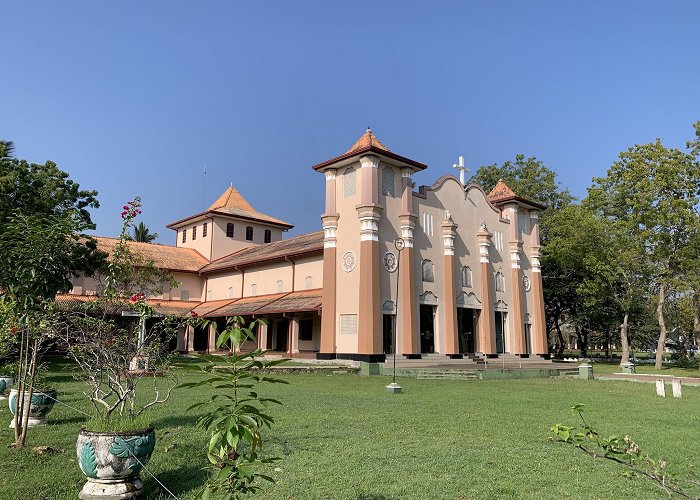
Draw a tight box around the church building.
[66,130,549,363]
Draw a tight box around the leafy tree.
[587,130,700,370]
[0,139,15,158]
[127,221,159,243]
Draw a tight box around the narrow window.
[227,287,234,299]
[192,225,197,240]
[381,166,395,197]
[180,290,190,300]
[203,222,208,237]
[246,226,253,241]
[343,166,357,197]
[299,319,313,341]
[305,276,313,289]
[226,223,234,238]
[182,229,187,243]
[250,283,257,296]
[206,290,211,300]
[462,266,472,288]
[276,280,284,293]
[264,229,272,243]
[422,259,434,282]
[495,272,505,292]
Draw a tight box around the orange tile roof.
[209,293,289,317]
[345,128,391,154]
[93,237,208,272]
[253,289,321,315]
[168,185,293,229]
[55,294,199,317]
[311,129,428,172]
[487,179,517,203]
[191,299,237,316]
[201,231,323,273]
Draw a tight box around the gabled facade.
[66,130,548,363]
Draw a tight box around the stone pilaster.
[258,321,268,350]
[507,206,526,355]
[477,222,496,354]
[291,317,300,354]
[318,214,339,358]
[399,213,419,356]
[530,212,548,356]
[357,203,383,355]
[442,213,459,355]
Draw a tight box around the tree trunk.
[555,321,565,357]
[577,325,588,357]
[654,283,667,370]
[694,292,700,371]
[620,311,630,365]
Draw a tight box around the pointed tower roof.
[208,184,255,212]
[311,128,427,172]
[486,179,547,209]
[345,128,391,154]
[167,184,293,230]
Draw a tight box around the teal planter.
[8,388,56,427]
[0,376,13,400]
[77,427,156,499]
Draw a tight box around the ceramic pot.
[8,388,56,427]
[76,427,156,499]
[0,376,12,400]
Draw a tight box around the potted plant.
[8,368,56,427]
[0,361,16,401]
[63,198,184,499]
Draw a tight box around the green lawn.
[589,360,700,378]
[1,359,699,499]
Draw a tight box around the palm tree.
[0,140,15,159]
[128,222,159,243]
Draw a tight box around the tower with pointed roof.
[167,184,293,261]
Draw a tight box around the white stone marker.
[672,379,682,398]
[656,380,666,397]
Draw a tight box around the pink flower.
[190,311,199,318]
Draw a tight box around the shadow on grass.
[152,413,200,429]
[53,415,89,426]
[357,494,396,500]
[148,463,208,498]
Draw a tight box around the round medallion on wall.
[522,275,532,292]
[383,252,398,272]
[342,251,357,273]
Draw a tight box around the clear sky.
[3,1,699,241]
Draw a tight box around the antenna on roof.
[202,167,207,210]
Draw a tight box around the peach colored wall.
[209,218,284,261]
[172,218,214,260]
[70,271,204,301]
[333,162,361,354]
[205,272,244,301]
[292,256,323,290]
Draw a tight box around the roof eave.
[489,196,548,211]
[167,210,293,230]
[311,146,428,172]
[200,247,324,275]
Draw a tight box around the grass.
[589,360,700,378]
[1,357,699,499]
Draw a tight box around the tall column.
[176,326,187,353]
[442,213,459,355]
[291,317,300,354]
[399,168,419,356]
[318,169,338,359]
[530,212,548,356]
[207,324,217,353]
[508,206,526,355]
[258,321,269,350]
[477,221,496,354]
[357,155,382,357]
[186,325,195,352]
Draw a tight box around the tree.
[128,221,159,243]
[587,128,700,370]
[0,140,15,158]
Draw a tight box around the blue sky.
[3,1,699,241]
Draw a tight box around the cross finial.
[453,155,470,186]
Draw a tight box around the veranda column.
[477,221,496,354]
[291,317,300,354]
[441,213,459,355]
[318,169,339,359]
[530,212,548,356]
[399,168,419,356]
[258,321,268,350]
[508,206,526,355]
[357,155,383,357]
[186,325,195,352]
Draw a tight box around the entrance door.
[382,314,394,354]
[495,312,506,354]
[275,319,289,352]
[457,308,475,353]
[419,305,436,354]
[193,324,208,352]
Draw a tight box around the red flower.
[129,293,139,303]
[123,205,129,210]
[190,311,199,318]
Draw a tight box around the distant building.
[66,130,549,362]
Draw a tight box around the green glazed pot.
[77,427,156,499]
[0,376,12,400]
[8,388,57,427]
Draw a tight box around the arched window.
[381,166,395,197]
[276,280,284,293]
[246,226,254,241]
[226,223,234,238]
[422,259,434,282]
[462,266,472,288]
[206,290,212,300]
[180,290,190,300]
[305,276,313,289]
[192,226,197,240]
[181,229,187,243]
[264,229,272,243]
[227,287,234,299]
[203,222,208,237]
[343,166,356,197]
[250,284,257,296]
[495,272,505,292]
